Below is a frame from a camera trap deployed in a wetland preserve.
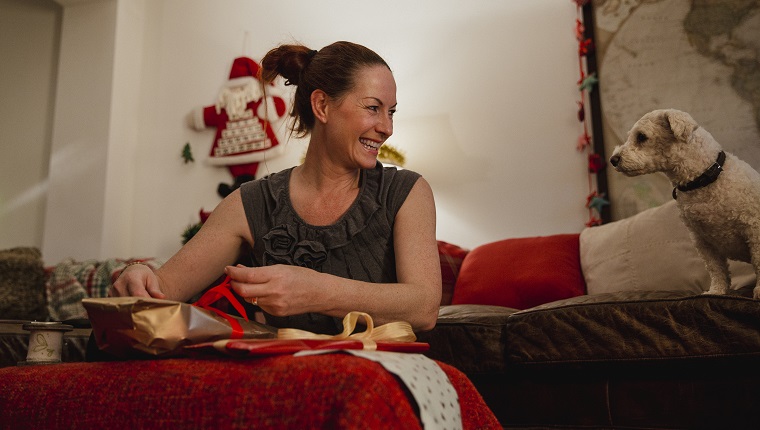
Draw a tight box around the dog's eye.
[636,132,648,144]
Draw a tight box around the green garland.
[377,144,406,167]
[182,222,203,245]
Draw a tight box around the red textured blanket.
[0,355,499,429]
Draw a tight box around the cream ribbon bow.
[277,312,416,350]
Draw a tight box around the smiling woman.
[111,41,442,335]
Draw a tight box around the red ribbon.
[193,276,249,339]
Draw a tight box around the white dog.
[610,109,760,299]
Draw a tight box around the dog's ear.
[663,110,698,142]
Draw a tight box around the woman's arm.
[226,177,441,331]
[111,189,252,301]
[384,176,442,329]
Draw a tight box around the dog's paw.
[704,285,729,295]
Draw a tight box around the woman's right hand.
[109,263,166,299]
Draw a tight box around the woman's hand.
[225,264,324,317]
[110,263,166,299]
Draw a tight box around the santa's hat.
[229,57,260,80]
[224,56,282,97]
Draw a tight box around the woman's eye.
[367,106,379,112]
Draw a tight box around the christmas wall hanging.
[574,0,610,226]
[190,56,288,197]
[182,55,289,244]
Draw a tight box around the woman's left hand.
[225,264,326,316]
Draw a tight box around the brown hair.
[259,41,390,137]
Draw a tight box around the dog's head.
[609,109,707,178]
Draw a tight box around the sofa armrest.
[418,304,517,375]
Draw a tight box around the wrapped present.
[84,276,425,359]
[82,277,275,358]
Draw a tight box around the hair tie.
[285,50,319,87]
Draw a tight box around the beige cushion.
[580,201,755,295]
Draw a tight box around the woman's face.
[324,65,397,170]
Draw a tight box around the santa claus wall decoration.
[190,56,288,197]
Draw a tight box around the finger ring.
[247,297,258,306]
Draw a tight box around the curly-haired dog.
[610,109,760,299]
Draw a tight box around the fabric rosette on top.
[263,224,327,269]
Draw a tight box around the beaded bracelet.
[116,261,151,281]
[124,261,151,270]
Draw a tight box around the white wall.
[0,0,60,250]
[2,0,588,263]
[43,0,120,263]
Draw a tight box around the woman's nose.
[377,114,393,137]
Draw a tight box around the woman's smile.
[360,138,382,154]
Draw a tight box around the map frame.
[586,0,760,221]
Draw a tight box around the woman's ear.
[311,90,329,124]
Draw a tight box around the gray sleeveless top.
[239,162,421,334]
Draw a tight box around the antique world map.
[592,0,760,219]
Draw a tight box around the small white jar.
[19,321,74,365]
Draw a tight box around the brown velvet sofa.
[420,288,760,429]
[2,201,760,429]
[419,201,760,428]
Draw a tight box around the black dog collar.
[672,151,726,199]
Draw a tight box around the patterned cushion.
[0,247,47,320]
[46,258,163,321]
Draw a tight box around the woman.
[111,41,441,333]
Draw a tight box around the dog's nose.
[610,155,620,168]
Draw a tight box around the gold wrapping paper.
[82,297,276,358]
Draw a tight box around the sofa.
[2,200,760,429]
[419,200,760,429]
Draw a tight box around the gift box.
[84,277,424,359]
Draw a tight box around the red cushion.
[437,240,469,306]
[451,234,586,309]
